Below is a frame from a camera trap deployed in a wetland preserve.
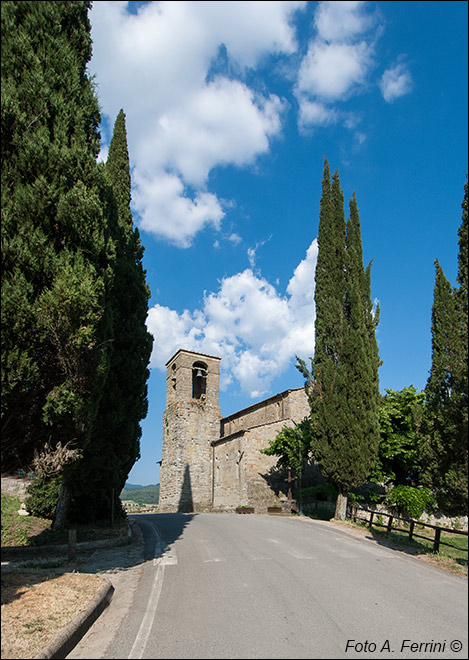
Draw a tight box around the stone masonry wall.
[159,349,310,514]
[160,401,220,513]
[243,420,292,512]
[282,388,311,425]
[159,350,221,513]
[1,475,32,500]
[220,388,309,438]
[212,388,310,512]
[212,433,248,510]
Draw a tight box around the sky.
[87,1,468,486]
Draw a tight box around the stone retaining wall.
[1,475,33,500]
[367,503,468,531]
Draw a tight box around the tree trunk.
[334,490,348,520]
[52,481,71,531]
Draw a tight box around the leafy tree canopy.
[372,386,425,487]
[260,418,312,478]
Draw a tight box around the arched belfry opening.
[192,361,207,400]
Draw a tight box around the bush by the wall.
[296,483,338,502]
[386,485,436,520]
[26,475,62,519]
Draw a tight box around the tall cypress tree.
[422,180,468,515]
[1,1,113,527]
[298,159,380,519]
[68,110,153,523]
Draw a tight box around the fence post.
[68,529,77,561]
[408,520,414,542]
[433,527,441,553]
[353,506,357,523]
[387,515,393,532]
[369,510,374,528]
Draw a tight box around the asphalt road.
[88,512,469,660]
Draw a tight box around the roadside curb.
[33,578,114,659]
[2,520,139,658]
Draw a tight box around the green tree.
[260,418,312,479]
[298,159,380,520]
[68,110,153,523]
[1,1,113,528]
[373,386,425,486]
[422,181,468,516]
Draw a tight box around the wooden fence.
[347,505,468,554]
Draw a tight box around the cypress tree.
[298,159,380,519]
[340,194,381,503]
[457,179,468,310]
[68,110,153,523]
[423,180,468,515]
[1,2,113,527]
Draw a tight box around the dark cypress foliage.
[422,180,468,515]
[1,2,114,527]
[298,159,380,519]
[69,110,153,523]
[457,179,468,308]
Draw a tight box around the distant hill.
[121,484,159,505]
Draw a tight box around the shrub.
[317,504,334,520]
[347,491,365,507]
[26,475,62,519]
[296,483,338,502]
[386,485,436,520]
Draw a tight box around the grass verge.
[2,492,126,659]
[1,493,128,548]
[1,570,106,659]
[338,517,467,576]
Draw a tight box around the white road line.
[158,546,178,566]
[128,521,170,658]
[128,560,165,659]
[268,537,313,559]
[284,547,314,560]
[196,538,226,563]
[150,521,166,557]
[243,550,272,561]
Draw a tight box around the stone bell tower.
[158,349,221,513]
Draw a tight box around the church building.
[158,349,310,513]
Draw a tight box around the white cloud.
[295,1,378,133]
[140,77,285,188]
[188,1,306,68]
[298,100,339,128]
[246,236,272,270]
[228,233,242,246]
[97,144,109,164]
[146,239,318,397]
[379,62,413,102]
[133,172,224,248]
[297,40,373,101]
[287,239,318,313]
[89,1,303,246]
[314,1,374,42]
[247,248,257,270]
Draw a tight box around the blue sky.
[88,1,468,486]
